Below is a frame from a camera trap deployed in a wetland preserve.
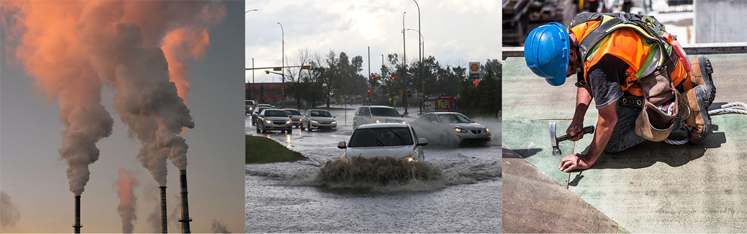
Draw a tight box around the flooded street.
[245,105,501,232]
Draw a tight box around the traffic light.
[399,89,403,98]
[370,76,375,80]
[367,89,371,98]
[281,87,285,95]
[391,76,398,81]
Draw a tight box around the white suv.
[337,123,427,161]
[353,106,405,129]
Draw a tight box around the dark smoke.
[0,192,21,230]
[211,219,230,233]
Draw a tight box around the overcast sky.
[0,1,244,232]
[246,0,502,84]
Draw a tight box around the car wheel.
[256,125,260,133]
[261,125,267,134]
[287,129,293,134]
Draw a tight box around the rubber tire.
[287,129,293,134]
[261,125,267,134]
[256,125,260,133]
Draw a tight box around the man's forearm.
[573,86,592,122]
[584,104,618,166]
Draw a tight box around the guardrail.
[502,42,747,59]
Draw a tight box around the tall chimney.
[178,170,191,233]
[73,195,82,233]
[160,186,168,234]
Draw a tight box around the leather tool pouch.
[634,68,681,141]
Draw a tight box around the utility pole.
[278,22,285,107]
[368,46,371,105]
[402,11,408,115]
[414,0,422,114]
[252,58,255,100]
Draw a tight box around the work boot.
[682,86,711,144]
[689,56,716,106]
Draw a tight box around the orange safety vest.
[569,17,691,96]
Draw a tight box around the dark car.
[245,100,256,115]
[256,109,293,134]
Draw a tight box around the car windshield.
[370,107,400,117]
[310,110,332,117]
[264,110,288,117]
[348,127,413,147]
[285,110,301,116]
[255,107,267,114]
[245,100,255,105]
[438,114,471,123]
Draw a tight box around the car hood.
[345,145,415,159]
[265,117,290,121]
[371,116,405,123]
[309,117,336,121]
[451,123,486,129]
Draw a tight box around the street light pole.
[402,11,408,115]
[247,9,258,100]
[277,22,284,107]
[414,0,422,114]
[252,58,255,100]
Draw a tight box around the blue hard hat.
[524,22,570,86]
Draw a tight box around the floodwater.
[245,105,501,232]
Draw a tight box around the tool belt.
[618,95,643,108]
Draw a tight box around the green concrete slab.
[502,148,625,233]
[502,54,747,232]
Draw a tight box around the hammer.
[549,122,595,156]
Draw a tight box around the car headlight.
[331,121,337,124]
[299,118,303,122]
[311,120,319,124]
[402,121,406,124]
[375,120,381,123]
[455,127,467,133]
[485,128,490,132]
[286,119,291,124]
[265,119,271,124]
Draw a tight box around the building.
[245,82,291,103]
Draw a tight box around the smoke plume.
[142,185,161,233]
[211,219,230,233]
[1,1,115,195]
[115,168,138,233]
[1,1,225,188]
[0,192,21,230]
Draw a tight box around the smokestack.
[178,170,191,233]
[160,186,168,234]
[73,195,81,233]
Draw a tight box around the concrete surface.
[502,146,624,233]
[695,0,747,43]
[502,54,747,232]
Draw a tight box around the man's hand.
[559,153,592,172]
[566,121,585,141]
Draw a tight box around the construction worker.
[524,13,716,172]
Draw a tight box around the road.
[245,105,502,232]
